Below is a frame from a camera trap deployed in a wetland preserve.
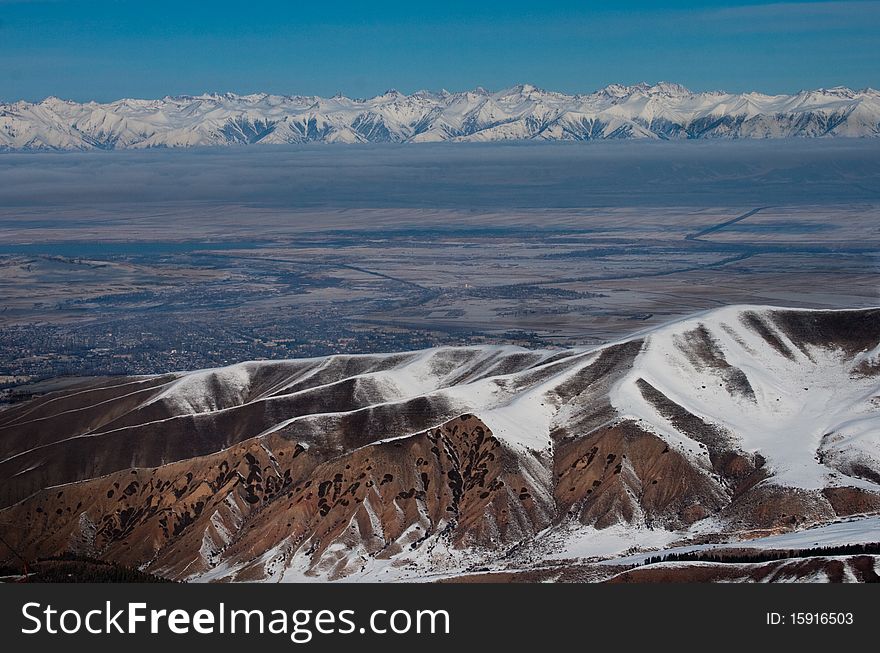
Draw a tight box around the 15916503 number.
[790,613,853,625]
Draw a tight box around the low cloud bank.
[0,140,877,209]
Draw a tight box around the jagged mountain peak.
[373,88,404,100]
[502,82,543,95]
[645,81,692,96]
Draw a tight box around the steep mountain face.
[0,306,878,582]
[2,83,879,150]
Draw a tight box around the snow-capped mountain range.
[2,82,879,150]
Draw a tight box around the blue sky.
[1,1,878,101]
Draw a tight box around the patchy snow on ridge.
[3,304,878,583]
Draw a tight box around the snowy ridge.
[1,304,878,582]
[3,83,880,150]
[129,305,880,494]
[47,304,878,492]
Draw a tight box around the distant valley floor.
[1,203,877,395]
